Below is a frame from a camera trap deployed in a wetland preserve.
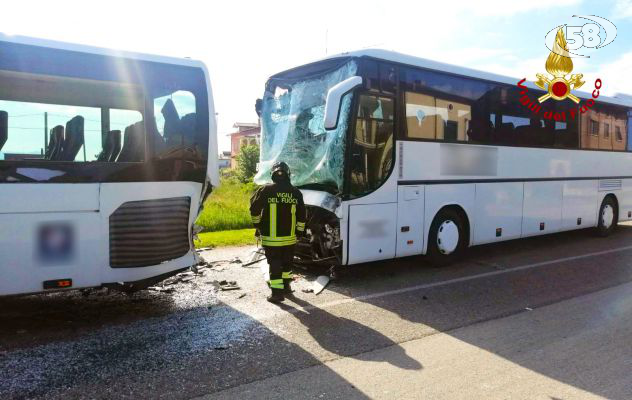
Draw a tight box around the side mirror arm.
[324,76,363,130]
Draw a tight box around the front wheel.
[596,196,618,237]
[426,209,468,267]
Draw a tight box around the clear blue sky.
[1,0,630,152]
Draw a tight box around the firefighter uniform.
[250,166,306,302]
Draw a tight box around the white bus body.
[256,49,632,267]
[0,35,218,295]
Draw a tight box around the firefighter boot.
[283,280,293,295]
[267,289,285,304]
[282,271,294,295]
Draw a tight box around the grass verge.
[196,179,256,232]
[194,228,257,249]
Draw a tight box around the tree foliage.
[236,144,260,183]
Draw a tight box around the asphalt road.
[2,224,632,399]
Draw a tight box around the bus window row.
[396,63,631,151]
[0,70,206,163]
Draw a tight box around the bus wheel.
[427,208,467,267]
[596,196,618,237]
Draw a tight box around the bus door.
[345,92,398,264]
[396,185,424,257]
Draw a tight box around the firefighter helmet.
[271,161,291,178]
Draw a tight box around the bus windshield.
[254,59,357,193]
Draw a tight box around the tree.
[236,144,259,183]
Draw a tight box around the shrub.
[236,144,259,183]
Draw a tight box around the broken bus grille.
[109,197,191,268]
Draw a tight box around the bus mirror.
[324,76,362,130]
[255,98,263,118]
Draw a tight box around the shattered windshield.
[254,60,358,193]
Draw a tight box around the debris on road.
[243,248,266,267]
[302,288,314,293]
[218,280,240,291]
[148,286,175,294]
[313,275,330,295]
[238,293,247,299]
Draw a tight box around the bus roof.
[317,49,632,109]
[0,33,207,70]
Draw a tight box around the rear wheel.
[596,196,617,237]
[426,208,468,267]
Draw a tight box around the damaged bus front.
[255,55,395,266]
[255,58,357,265]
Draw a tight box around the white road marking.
[290,244,632,314]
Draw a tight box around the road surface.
[1,224,632,399]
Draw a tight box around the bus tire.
[426,208,467,267]
[596,196,618,237]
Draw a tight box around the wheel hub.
[602,204,614,229]
[437,220,459,255]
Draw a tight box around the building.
[218,150,231,170]
[228,121,260,169]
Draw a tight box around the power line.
[7,113,43,118]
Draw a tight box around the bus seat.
[0,111,7,151]
[117,121,144,162]
[467,119,491,143]
[107,130,122,162]
[162,99,180,142]
[180,113,197,147]
[514,125,532,146]
[46,125,65,160]
[59,116,85,161]
[97,130,122,162]
[494,122,514,144]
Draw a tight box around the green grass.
[193,177,260,248]
[196,178,256,232]
[194,229,257,248]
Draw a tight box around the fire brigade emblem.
[534,28,585,103]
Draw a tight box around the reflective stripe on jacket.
[249,181,307,247]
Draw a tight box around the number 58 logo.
[545,15,617,58]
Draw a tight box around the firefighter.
[250,161,306,303]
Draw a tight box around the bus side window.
[153,90,199,158]
[404,92,471,142]
[405,92,436,139]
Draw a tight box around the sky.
[1,0,631,152]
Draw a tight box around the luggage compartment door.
[347,203,397,264]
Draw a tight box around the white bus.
[255,49,632,267]
[0,35,218,295]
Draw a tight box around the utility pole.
[44,112,48,156]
